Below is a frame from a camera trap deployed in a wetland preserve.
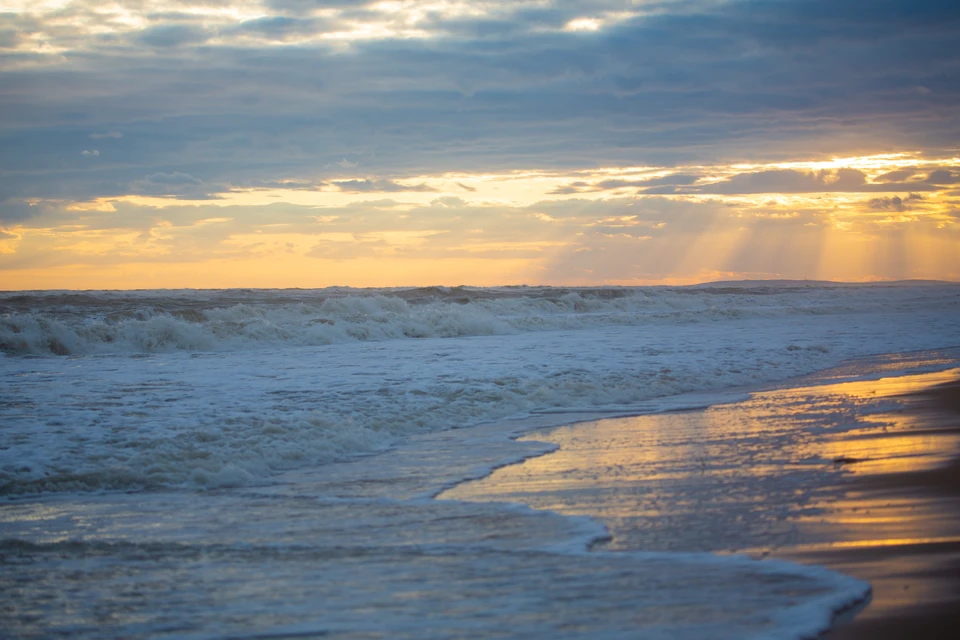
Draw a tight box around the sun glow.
[566,18,602,31]
[2,151,958,289]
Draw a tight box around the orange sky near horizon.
[2,154,958,289]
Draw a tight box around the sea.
[2,281,959,639]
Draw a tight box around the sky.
[0,0,958,289]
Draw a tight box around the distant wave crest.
[1,283,954,356]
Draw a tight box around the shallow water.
[2,407,867,640]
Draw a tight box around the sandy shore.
[787,380,960,638]
[443,367,960,638]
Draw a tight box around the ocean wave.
[2,282,959,495]
[2,282,955,356]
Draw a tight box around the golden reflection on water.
[815,430,954,476]
[442,368,960,555]
[772,367,960,477]
[801,368,960,399]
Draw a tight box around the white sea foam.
[1,282,954,356]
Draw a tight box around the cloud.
[549,181,590,195]
[333,179,437,193]
[0,27,21,49]
[628,174,702,188]
[1,0,958,205]
[0,200,43,222]
[553,174,703,193]
[81,149,99,157]
[134,24,214,48]
[701,168,868,194]
[146,172,202,186]
[875,168,918,182]
[123,171,227,200]
[265,0,373,14]
[674,168,955,195]
[232,15,339,41]
[867,196,905,212]
[4,186,957,284]
[242,179,327,190]
[429,196,467,208]
[926,169,960,184]
[865,193,925,211]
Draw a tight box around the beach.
[445,365,960,636]
[801,379,960,638]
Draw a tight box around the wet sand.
[442,367,960,638]
[794,380,960,638]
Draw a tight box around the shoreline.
[780,379,960,638]
[441,365,960,638]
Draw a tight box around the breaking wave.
[2,282,954,356]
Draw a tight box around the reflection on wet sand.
[441,367,960,636]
